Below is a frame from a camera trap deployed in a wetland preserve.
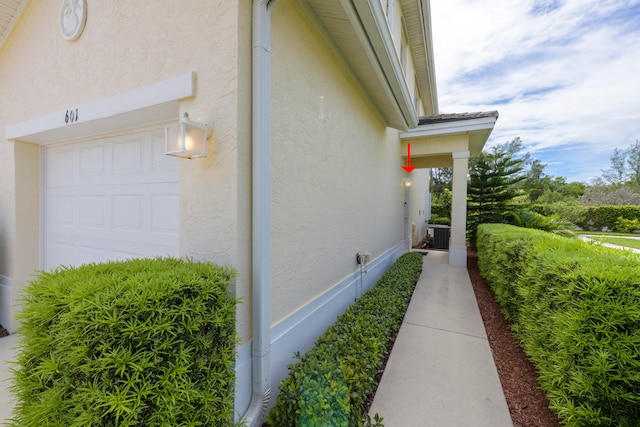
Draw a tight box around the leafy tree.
[626,140,640,187]
[494,137,530,161]
[578,185,640,206]
[598,140,640,188]
[559,180,587,200]
[430,167,452,194]
[467,143,526,246]
[601,147,627,185]
[531,177,586,204]
[431,188,451,219]
[584,140,640,205]
[520,159,548,202]
[430,168,452,220]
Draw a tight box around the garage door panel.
[48,195,76,228]
[78,246,108,266]
[112,195,143,231]
[151,194,179,235]
[79,196,105,229]
[79,145,106,175]
[45,130,179,271]
[47,149,75,187]
[47,241,76,269]
[113,139,143,172]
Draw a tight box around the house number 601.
[65,108,79,124]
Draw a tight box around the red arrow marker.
[401,143,416,173]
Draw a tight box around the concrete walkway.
[577,235,640,254]
[0,250,512,426]
[369,250,513,427]
[0,333,18,423]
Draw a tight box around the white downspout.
[243,0,280,425]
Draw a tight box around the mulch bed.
[467,249,560,427]
[364,248,560,426]
[0,249,561,426]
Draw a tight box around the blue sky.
[430,0,640,183]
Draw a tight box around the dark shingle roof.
[418,111,499,126]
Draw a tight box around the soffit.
[0,0,27,50]
[400,111,499,158]
[301,0,437,130]
[400,0,438,114]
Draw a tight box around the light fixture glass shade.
[165,113,208,159]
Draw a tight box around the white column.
[449,151,470,266]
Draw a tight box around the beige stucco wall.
[404,134,470,157]
[409,168,429,245]
[270,0,406,325]
[0,0,418,340]
[0,0,246,332]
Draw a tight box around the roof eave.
[303,0,434,131]
[418,0,439,115]
[399,115,498,157]
[0,0,28,52]
[350,0,418,130]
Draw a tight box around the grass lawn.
[593,236,640,250]
[580,231,640,237]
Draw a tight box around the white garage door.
[45,130,180,271]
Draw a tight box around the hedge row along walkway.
[369,250,512,426]
[0,251,511,426]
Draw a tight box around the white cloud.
[430,0,640,181]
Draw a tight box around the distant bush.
[267,253,423,427]
[431,188,452,219]
[578,205,640,230]
[430,216,451,226]
[537,204,640,231]
[11,258,238,426]
[615,216,640,233]
[511,210,574,236]
[477,225,640,426]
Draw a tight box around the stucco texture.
[0,0,246,332]
[270,0,406,325]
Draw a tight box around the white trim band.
[399,116,497,139]
[6,72,196,144]
[235,241,406,417]
[452,150,470,159]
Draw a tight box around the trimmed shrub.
[266,252,423,427]
[533,204,640,232]
[566,205,640,231]
[615,216,640,233]
[11,257,238,427]
[477,225,640,426]
[430,216,451,226]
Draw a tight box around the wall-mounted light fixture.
[165,112,213,159]
[404,177,412,187]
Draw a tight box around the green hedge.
[579,205,640,231]
[11,258,238,426]
[534,204,640,231]
[616,217,640,233]
[266,252,423,427]
[477,224,640,426]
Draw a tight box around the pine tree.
[467,146,525,247]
